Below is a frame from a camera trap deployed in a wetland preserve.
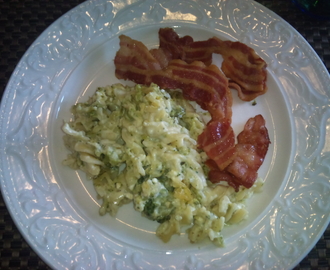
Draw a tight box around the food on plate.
[62,28,271,246]
[202,115,270,191]
[116,27,267,102]
[158,28,268,101]
[116,45,233,121]
[62,83,265,246]
[114,27,270,190]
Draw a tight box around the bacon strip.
[115,35,233,120]
[205,159,241,191]
[198,119,236,171]
[158,28,268,101]
[115,35,162,71]
[207,115,271,190]
[149,48,172,69]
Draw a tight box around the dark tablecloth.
[0,0,329,269]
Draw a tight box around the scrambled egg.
[62,83,263,246]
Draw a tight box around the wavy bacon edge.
[158,28,268,101]
[205,114,271,191]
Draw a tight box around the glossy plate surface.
[0,0,329,269]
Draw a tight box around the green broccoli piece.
[143,198,156,218]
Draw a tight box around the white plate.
[1,0,329,269]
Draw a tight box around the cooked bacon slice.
[158,28,267,101]
[235,114,271,161]
[115,36,233,120]
[228,82,263,102]
[207,115,270,190]
[198,120,236,171]
[205,159,241,191]
[158,28,214,65]
[163,60,232,120]
[115,35,162,71]
[149,48,173,69]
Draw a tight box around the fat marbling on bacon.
[114,28,270,190]
[158,28,268,102]
[205,114,270,191]
[197,119,236,171]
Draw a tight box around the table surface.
[0,0,329,269]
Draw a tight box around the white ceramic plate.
[1,0,329,269]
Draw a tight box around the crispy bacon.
[115,35,162,71]
[198,119,236,171]
[115,35,232,120]
[158,28,214,65]
[149,48,172,69]
[158,28,268,101]
[205,159,241,191]
[116,29,268,102]
[207,115,271,190]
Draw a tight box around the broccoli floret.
[158,174,174,192]
[156,215,171,223]
[170,106,185,118]
[144,198,156,217]
[142,193,175,223]
[137,174,150,184]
